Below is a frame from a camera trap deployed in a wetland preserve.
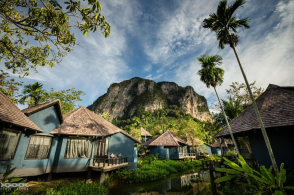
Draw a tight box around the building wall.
[149,146,170,160]
[199,144,212,155]
[28,105,61,134]
[0,105,61,177]
[108,132,137,169]
[242,126,294,169]
[212,147,228,156]
[169,147,178,159]
[52,136,94,173]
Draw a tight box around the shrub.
[36,181,108,195]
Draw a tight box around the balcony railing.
[179,153,196,157]
[89,157,128,167]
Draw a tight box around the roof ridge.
[148,130,168,145]
[167,130,180,146]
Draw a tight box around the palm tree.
[19,82,46,108]
[197,54,240,154]
[222,96,243,121]
[203,0,278,173]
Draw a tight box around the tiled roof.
[51,105,141,143]
[22,100,63,122]
[141,130,188,146]
[0,91,42,132]
[141,127,152,137]
[217,84,294,137]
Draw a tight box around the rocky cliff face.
[88,77,212,122]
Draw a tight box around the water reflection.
[109,170,212,195]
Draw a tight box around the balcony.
[179,153,196,159]
[88,157,128,172]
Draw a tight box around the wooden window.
[94,137,109,158]
[25,136,52,159]
[0,129,21,160]
[64,136,93,158]
[173,147,177,153]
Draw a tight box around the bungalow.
[0,91,50,178]
[1,95,140,180]
[217,84,294,168]
[211,139,233,156]
[140,127,152,142]
[198,143,212,156]
[142,130,196,160]
[50,105,141,173]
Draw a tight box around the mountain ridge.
[88,77,212,122]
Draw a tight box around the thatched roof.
[217,84,294,137]
[141,127,152,137]
[210,138,229,148]
[50,105,141,143]
[22,99,63,122]
[0,91,42,132]
[141,130,188,146]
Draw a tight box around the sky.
[2,0,294,110]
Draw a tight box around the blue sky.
[1,0,294,110]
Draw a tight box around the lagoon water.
[109,169,212,195]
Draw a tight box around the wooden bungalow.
[0,91,54,178]
[140,127,152,142]
[142,130,196,160]
[217,84,294,168]
[198,143,212,156]
[211,139,233,156]
[50,105,141,173]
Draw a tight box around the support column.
[46,173,52,182]
[99,172,105,184]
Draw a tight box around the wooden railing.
[90,157,128,167]
[179,153,196,157]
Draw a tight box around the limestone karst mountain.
[88,77,211,122]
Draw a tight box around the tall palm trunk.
[214,86,240,155]
[229,33,279,174]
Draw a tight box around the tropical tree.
[197,54,239,154]
[0,0,110,77]
[44,88,85,114]
[203,0,278,173]
[222,96,243,121]
[98,112,112,122]
[19,82,46,107]
[0,71,22,103]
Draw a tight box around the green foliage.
[19,82,46,107]
[98,112,112,122]
[225,150,238,156]
[202,0,250,49]
[36,180,108,195]
[129,127,141,140]
[0,0,110,77]
[215,155,294,194]
[197,54,224,88]
[0,70,22,103]
[18,82,85,113]
[114,158,202,184]
[44,88,85,114]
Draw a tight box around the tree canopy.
[0,0,110,77]
[0,70,22,103]
[18,81,85,113]
[197,54,224,88]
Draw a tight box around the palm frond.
[227,0,246,19]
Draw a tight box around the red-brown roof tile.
[0,91,42,132]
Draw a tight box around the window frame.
[24,135,53,160]
[64,136,93,159]
[0,128,22,161]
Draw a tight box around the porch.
[178,153,196,159]
[88,157,128,172]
